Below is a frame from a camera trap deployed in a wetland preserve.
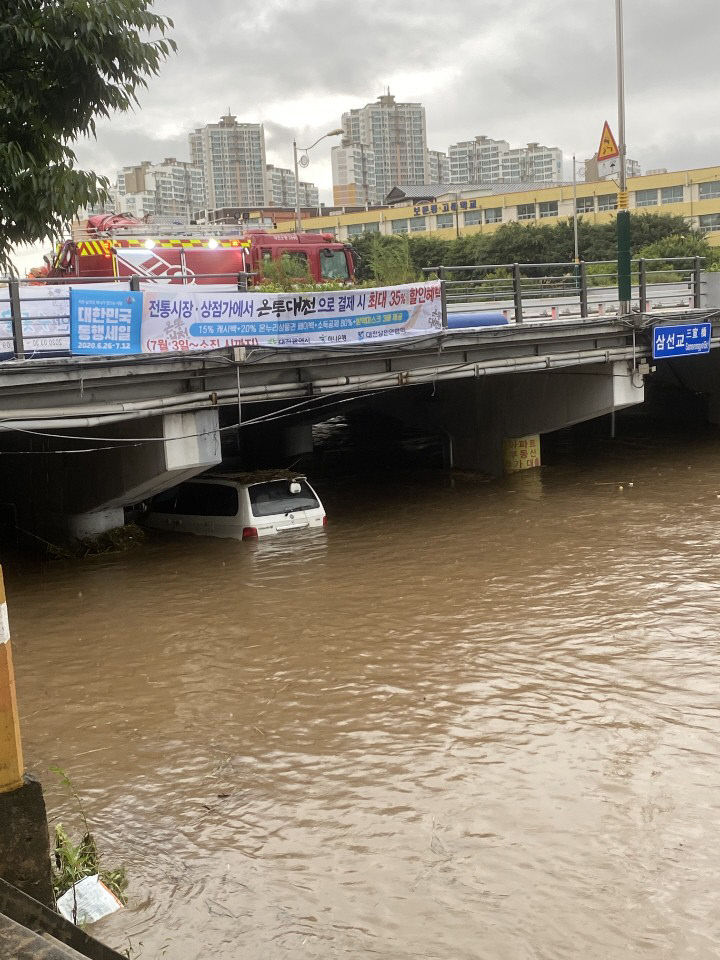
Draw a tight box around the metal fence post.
[578,260,589,318]
[237,272,248,292]
[8,280,24,360]
[512,263,523,324]
[693,256,703,308]
[638,258,647,312]
[129,275,140,292]
[440,280,448,329]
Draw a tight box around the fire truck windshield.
[320,248,349,280]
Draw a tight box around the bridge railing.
[0,258,710,360]
[0,271,253,360]
[423,256,706,323]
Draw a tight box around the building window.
[392,219,408,233]
[463,210,482,226]
[517,203,535,221]
[698,214,720,234]
[698,181,720,200]
[484,207,502,224]
[409,216,426,232]
[436,213,454,229]
[347,223,364,236]
[661,185,683,204]
[538,200,558,219]
[635,188,658,207]
[576,196,595,214]
[597,193,618,211]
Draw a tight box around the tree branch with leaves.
[0,0,176,273]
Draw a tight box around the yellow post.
[0,566,24,792]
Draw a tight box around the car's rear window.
[249,480,319,518]
[151,481,239,517]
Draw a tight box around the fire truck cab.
[47,215,356,286]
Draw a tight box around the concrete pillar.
[0,408,223,539]
[437,360,643,474]
[378,361,644,475]
[279,423,314,458]
[700,271,720,308]
[0,776,54,908]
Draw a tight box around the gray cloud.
[72,0,720,196]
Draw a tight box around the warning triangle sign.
[597,121,620,161]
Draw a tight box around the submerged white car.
[145,473,327,540]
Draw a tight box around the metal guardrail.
[422,256,706,323]
[0,272,254,360]
[0,258,710,362]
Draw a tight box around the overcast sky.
[71,0,720,201]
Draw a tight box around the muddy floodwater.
[8,419,720,959]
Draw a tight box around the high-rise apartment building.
[331,142,377,205]
[189,114,267,209]
[449,137,509,183]
[449,136,562,184]
[333,93,428,203]
[265,165,319,208]
[427,149,450,184]
[503,142,563,182]
[116,158,205,220]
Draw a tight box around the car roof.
[195,471,308,486]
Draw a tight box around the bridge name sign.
[652,323,711,360]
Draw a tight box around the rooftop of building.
[385,181,571,204]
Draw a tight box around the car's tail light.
[242,527,258,540]
[322,515,328,526]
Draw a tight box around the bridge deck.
[0,312,714,429]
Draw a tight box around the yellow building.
[273,165,720,246]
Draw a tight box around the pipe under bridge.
[0,308,718,538]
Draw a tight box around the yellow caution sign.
[597,121,620,161]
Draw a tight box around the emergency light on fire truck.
[40,214,356,286]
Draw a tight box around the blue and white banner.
[139,282,443,353]
[70,288,143,355]
[69,282,443,355]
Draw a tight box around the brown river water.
[7,417,720,959]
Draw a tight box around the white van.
[144,473,327,540]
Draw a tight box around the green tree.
[349,213,704,277]
[0,0,176,272]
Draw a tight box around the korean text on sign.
[652,323,711,359]
[70,289,142,355]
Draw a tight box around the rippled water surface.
[9,422,720,959]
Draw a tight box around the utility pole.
[572,154,579,264]
[0,570,23,794]
[0,566,54,907]
[615,0,631,314]
[292,139,301,233]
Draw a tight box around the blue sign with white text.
[652,322,711,360]
[70,288,142,355]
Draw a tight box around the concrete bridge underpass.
[0,309,718,537]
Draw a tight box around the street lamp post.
[293,128,344,232]
[572,154,579,264]
[615,0,631,313]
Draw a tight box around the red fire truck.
[44,215,356,286]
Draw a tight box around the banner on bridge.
[70,288,143,355]
[69,282,443,356]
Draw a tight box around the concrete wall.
[0,409,221,538]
